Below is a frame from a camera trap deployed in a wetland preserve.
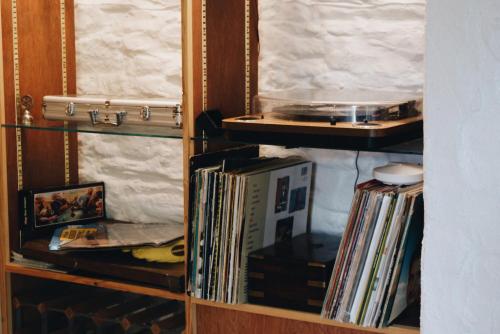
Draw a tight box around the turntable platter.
[255,89,422,123]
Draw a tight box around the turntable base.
[221,115,423,150]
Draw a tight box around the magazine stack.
[321,180,423,328]
[190,157,313,304]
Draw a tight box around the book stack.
[321,180,423,328]
[190,157,313,303]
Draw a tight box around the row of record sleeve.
[321,179,424,328]
[189,157,313,303]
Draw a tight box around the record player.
[222,89,423,149]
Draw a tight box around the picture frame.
[20,182,106,241]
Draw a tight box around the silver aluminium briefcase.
[43,96,182,130]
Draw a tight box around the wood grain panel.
[189,0,204,154]
[182,1,198,332]
[189,0,258,154]
[206,0,245,118]
[187,0,259,129]
[65,0,79,184]
[1,0,20,252]
[192,299,419,334]
[6,263,186,301]
[249,0,259,114]
[190,0,203,128]
[0,5,13,333]
[17,0,65,189]
[223,116,424,138]
[1,0,78,251]
[196,305,400,334]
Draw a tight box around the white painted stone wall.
[423,1,500,333]
[259,0,425,234]
[74,0,183,224]
[73,1,425,232]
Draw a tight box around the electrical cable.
[354,151,360,191]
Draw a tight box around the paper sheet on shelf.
[49,221,184,251]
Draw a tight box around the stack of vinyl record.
[190,157,313,304]
[321,180,423,328]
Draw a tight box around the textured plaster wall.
[423,0,500,333]
[74,0,425,231]
[259,0,424,234]
[74,0,183,224]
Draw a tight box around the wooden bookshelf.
[0,2,190,333]
[5,263,185,302]
[0,1,425,334]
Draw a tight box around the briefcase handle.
[88,109,127,126]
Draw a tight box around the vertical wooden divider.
[182,0,197,333]
[0,7,11,332]
[182,0,207,331]
[205,0,258,119]
[182,0,259,333]
[64,0,79,185]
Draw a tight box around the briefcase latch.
[66,102,76,116]
[141,106,151,121]
[173,104,182,128]
[88,109,127,126]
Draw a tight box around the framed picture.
[21,182,105,240]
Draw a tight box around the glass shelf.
[2,122,183,139]
[3,122,422,154]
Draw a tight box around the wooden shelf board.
[18,238,185,292]
[5,262,186,301]
[218,115,423,153]
[191,298,419,334]
[223,116,423,138]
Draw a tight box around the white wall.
[423,1,500,333]
[259,0,424,234]
[74,0,425,232]
[74,0,184,225]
